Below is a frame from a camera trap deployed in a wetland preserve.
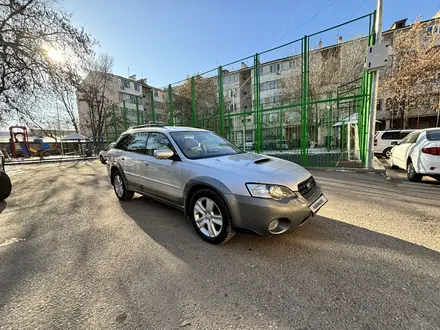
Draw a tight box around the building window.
[134,83,140,91]
[260,67,264,76]
[270,63,281,74]
[230,104,233,112]
[123,80,130,88]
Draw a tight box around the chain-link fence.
[105,12,375,167]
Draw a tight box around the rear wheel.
[0,171,12,201]
[407,160,423,182]
[190,189,234,244]
[383,148,392,159]
[113,171,134,201]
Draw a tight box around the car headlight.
[246,184,297,200]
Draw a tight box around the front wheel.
[113,172,134,201]
[190,189,234,244]
[407,160,423,182]
[0,171,12,201]
[99,155,106,164]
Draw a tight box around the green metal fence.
[106,12,375,167]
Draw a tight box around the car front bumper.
[224,184,324,236]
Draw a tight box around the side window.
[126,132,149,153]
[115,135,132,150]
[381,131,401,140]
[407,132,420,144]
[146,133,173,156]
[400,132,411,139]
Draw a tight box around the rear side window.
[115,135,132,150]
[406,132,420,144]
[381,131,401,140]
[426,130,440,141]
[126,132,149,153]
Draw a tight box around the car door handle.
[144,161,150,166]
[121,157,125,161]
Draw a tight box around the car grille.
[298,176,317,199]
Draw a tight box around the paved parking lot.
[1,161,439,330]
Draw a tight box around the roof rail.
[128,123,164,130]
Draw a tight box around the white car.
[99,142,116,164]
[390,128,440,182]
[374,129,414,158]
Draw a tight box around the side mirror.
[154,149,174,160]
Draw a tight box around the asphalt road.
[1,161,439,330]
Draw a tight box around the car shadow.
[0,200,6,214]
[119,195,440,328]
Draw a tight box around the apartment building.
[77,73,166,139]
[376,12,440,129]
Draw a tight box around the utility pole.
[366,0,383,169]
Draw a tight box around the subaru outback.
[107,125,327,244]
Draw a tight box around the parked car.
[390,128,440,182]
[99,142,116,164]
[0,150,12,202]
[107,125,327,244]
[374,129,414,158]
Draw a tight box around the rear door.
[392,131,420,168]
[378,131,401,153]
[124,132,150,191]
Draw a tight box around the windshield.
[170,131,243,159]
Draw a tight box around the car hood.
[194,153,311,190]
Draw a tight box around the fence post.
[123,100,128,130]
[191,76,197,127]
[279,108,283,152]
[168,84,174,125]
[253,53,262,153]
[217,67,225,136]
[327,93,333,151]
[112,105,117,140]
[150,89,156,124]
[300,36,309,166]
[135,96,140,125]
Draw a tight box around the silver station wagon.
[107,124,327,244]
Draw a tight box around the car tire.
[383,148,392,159]
[0,171,12,201]
[99,155,106,164]
[189,189,235,244]
[113,171,134,201]
[407,160,423,182]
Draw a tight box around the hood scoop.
[254,158,272,164]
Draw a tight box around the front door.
[140,132,182,205]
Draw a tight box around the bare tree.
[281,38,368,142]
[380,17,440,128]
[172,75,218,125]
[0,0,96,122]
[76,54,115,145]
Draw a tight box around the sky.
[62,0,440,88]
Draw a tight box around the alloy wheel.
[193,197,223,238]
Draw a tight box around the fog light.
[268,219,279,231]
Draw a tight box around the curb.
[307,157,387,175]
[5,157,98,166]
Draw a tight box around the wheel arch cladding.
[184,177,233,217]
[110,163,126,185]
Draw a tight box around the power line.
[281,0,340,40]
[269,0,309,49]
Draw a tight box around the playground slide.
[19,141,31,157]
